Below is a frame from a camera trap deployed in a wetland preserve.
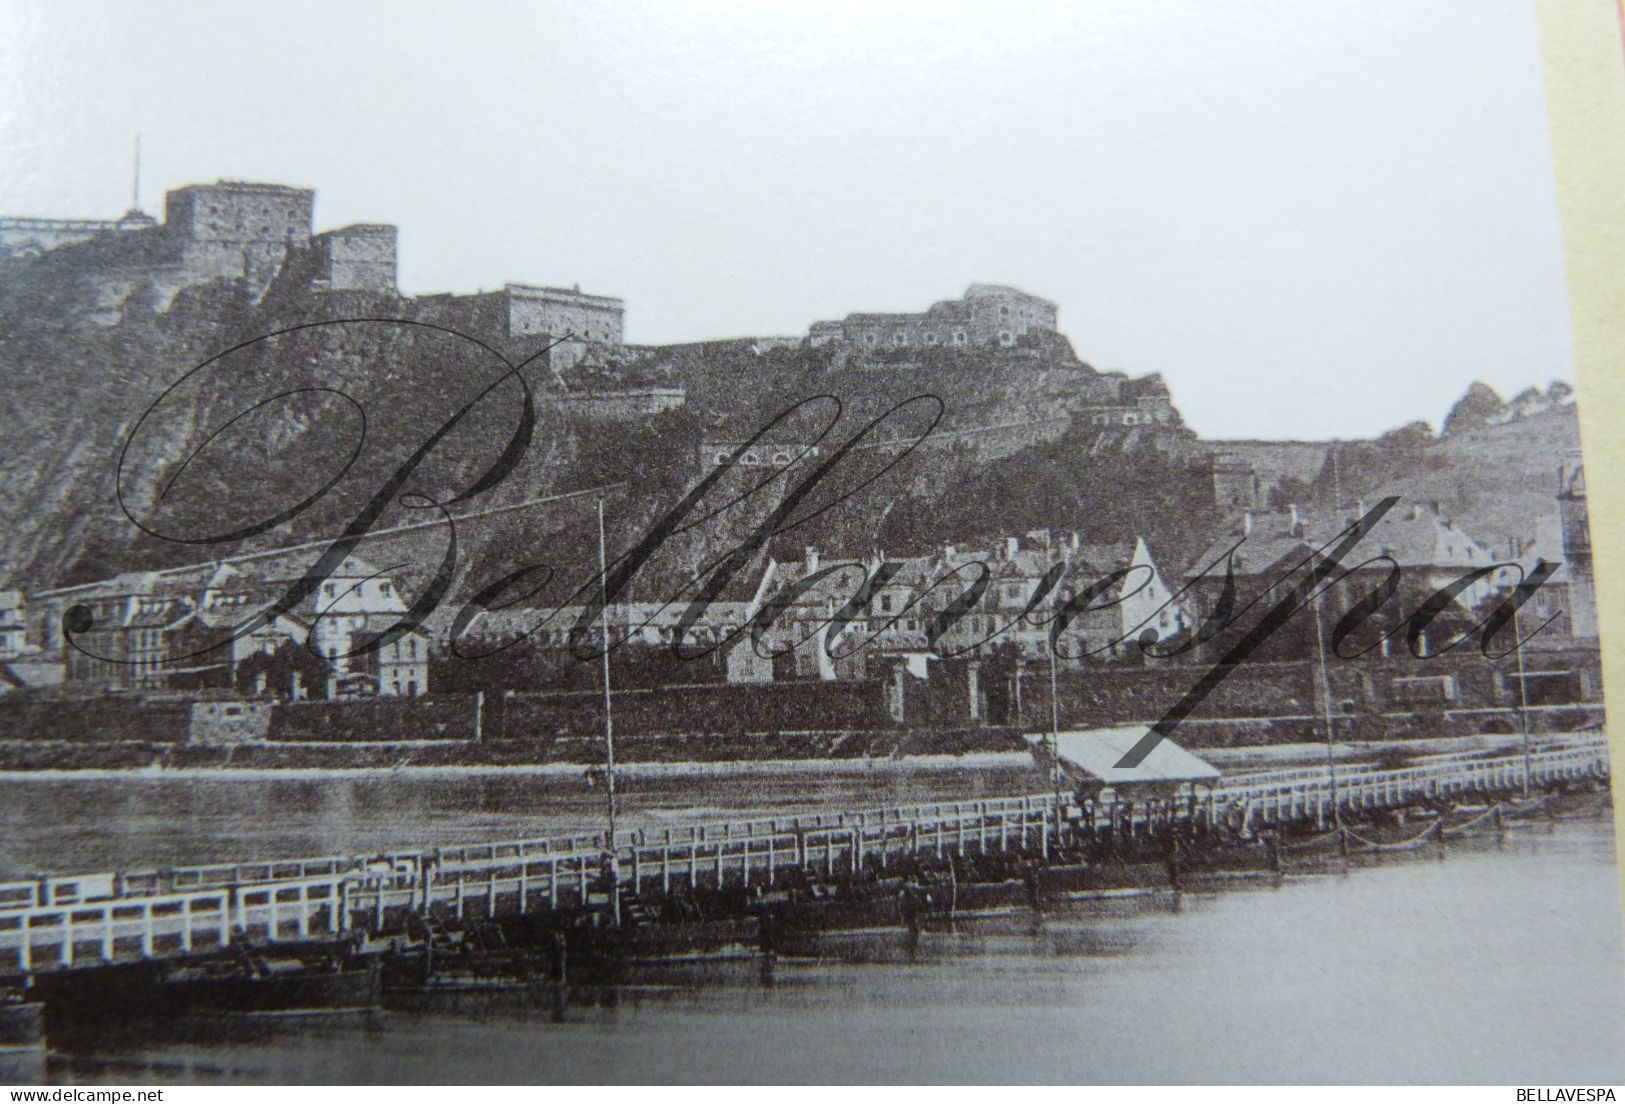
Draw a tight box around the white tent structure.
[1031,725,1221,798]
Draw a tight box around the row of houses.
[457,488,1581,693]
[0,554,430,698]
[1,457,1594,703]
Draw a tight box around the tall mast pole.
[1048,550,1067,830]
[597,497,620,925]
[132,136,141,211]
[1513,599,1533,798]
[1313,584,1341,826]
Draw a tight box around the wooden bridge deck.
[0,735,1609,980]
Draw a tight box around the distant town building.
[1501,452,1599,644]
[808,284,1059,349]
[1183,501,1499,661]
[744,530,1189,683]
[27,554,426,697]
[1557,451,1595,639]
[0,591,26,660]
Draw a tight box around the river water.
[4,771,1624,1085]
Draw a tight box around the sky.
[0,0,1577,440]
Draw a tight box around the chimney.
[805,546,819,573]
[1004,536,1019,559]
[1287,503,1302,537]
[1410,504,1422,521]
[1242,510,1253,536]
[944,544,956,560]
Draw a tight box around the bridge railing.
[414,798,1064,923]
[1215,743,1609,827]
[2,742,1608,932]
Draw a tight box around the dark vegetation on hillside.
[0,247,1581,608]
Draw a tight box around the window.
[999,331,1014,346]
[893,331,908,346]
[379,582,391,597]
[924,332,938,344]
[324,583,337,598]
[1000,305,1010,319]
[865,333,879,346]
[953,331,967,345]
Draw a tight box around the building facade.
[808,284,1059,349]
[30,555,427,697]
[0,210,156,258]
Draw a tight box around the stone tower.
[1557,450,1596,638]
[163,181,314,296]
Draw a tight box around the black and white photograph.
[0,0,1622,1088]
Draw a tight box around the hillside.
[0,250,1201,606]
[0,231,1582,606]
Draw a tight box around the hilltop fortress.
[0,177,1182,444]
[0,180,626,348]
[809,284,1059,349]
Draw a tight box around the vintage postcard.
[0,0,1621,1090]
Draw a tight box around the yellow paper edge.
[1535,0,1625,905]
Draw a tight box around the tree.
[234,640,331,700]
[1441,382,1506,437]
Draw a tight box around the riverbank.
[0,750,1034,783]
